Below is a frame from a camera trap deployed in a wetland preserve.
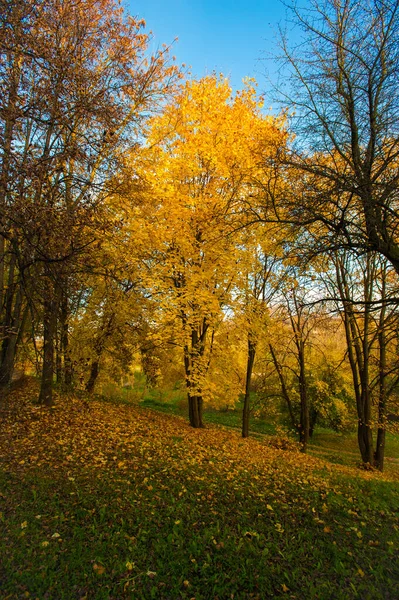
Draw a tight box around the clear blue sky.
[128,1,294,93]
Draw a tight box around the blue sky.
[128,1,294,93]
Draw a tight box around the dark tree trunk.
[375,427,386,472]
[375,290,387,471]
[188,393,204,428]
[183,322,208,428]
[0,276,24,387]
[357,420,374,465]
[55,327,62,384]
[84,312,115,394]
[86,360,99,394]
[242,337,256,438]
[336,255,374,467]
[298,341,309,451]
[38,293,58,406]
[60,292,72,386]
[269,343,297,432]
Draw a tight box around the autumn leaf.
[93,564,105,575]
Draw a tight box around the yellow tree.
[131,76,286,427]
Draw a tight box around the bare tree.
[326,250,399,470]
[266,0,399,272]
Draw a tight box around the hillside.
[1,380,399,599]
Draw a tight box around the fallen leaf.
[93,563,105,575]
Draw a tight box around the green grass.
[1,466,399,600]
[308,429,399,477]
[140,397,277,436]
[2,383,399,599]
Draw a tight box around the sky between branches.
[129,0,304,94]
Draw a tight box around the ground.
[1,379,398,599]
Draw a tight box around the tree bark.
[375,277,387,471]
[38,293,58,406]
[269,343,297,432]
[0,283,24,386]
[60,291,73,386]
[242,337,256,438]
[188,393,204,428]
[335,254,376,466]
[85,311,116,394]
[298,340,309,451]
[184,322,208,428]
[86,360,99,394]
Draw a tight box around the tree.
[324,250,399,469]
[268,0,399,273]
[0,0,177,403]
[131,76,286,427]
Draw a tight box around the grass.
[308,429,399,478]
[139,393,399,474]
[140,396,277,436]
[1,379,399,599]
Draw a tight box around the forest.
[1,0,399,598]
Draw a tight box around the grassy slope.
[1,380,399,600]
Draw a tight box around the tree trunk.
[375,427,386,472]
[335,255,374,467]
[84,312,116,394]
[357,419,374,465]
[86,360,99,394]
[188,393,204,428]
[0,252,17,374]
[375,289,387,471]
[269,343,297,431]
[358,259,374,466]
[0,283,24,386]
[55,327,62,384]
[242,337,256,438]
[38,293,58,406]
[298,345,310,452]
[60,292,73,386]
[184,323,208,428]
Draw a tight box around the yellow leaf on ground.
[93,563,105,575]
